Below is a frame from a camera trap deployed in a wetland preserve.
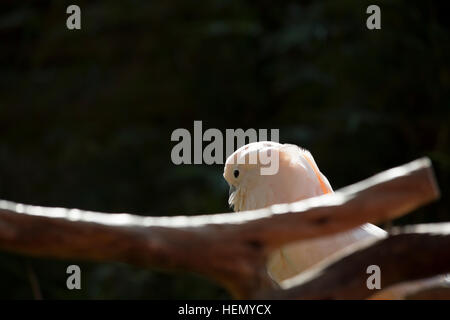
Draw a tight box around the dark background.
[0,0,448,299]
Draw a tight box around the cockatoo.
[223,141,387,284]
[223,141,449,298]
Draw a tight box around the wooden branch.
[406,285,450,300]
[258,223,450,299]
[0,157,440,298]
[369,275,450,300]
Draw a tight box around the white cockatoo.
[223,141,449,298]
[223,141,387,283]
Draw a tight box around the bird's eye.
[233,169,239,178]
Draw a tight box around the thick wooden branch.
[369,275,450,300]
[0,157,440,298]
[258,223,450,299]
[406,285,450,300]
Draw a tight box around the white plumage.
[223,141,386,283]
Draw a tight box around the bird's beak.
[228,184,237,211]
[229,184,236,198]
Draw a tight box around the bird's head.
[223,142,326,212]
